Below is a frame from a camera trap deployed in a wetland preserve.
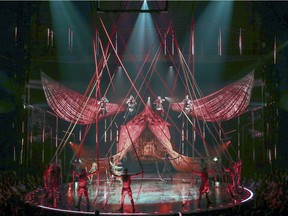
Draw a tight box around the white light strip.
[241,187,254,203]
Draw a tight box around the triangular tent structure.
[70,105,231,172]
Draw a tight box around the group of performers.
[42,155,242,212]
[97,94,193,119]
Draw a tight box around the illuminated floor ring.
[25,178,254,215]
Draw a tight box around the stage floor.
[25,173,254,215]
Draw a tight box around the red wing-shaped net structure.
[171,71,254,122]
[41,73,125,124]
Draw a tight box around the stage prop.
[69,105,231,172]
[171,71,254,122]
[41,73,125,124]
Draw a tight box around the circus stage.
[24,173,254,215]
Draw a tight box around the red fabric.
[171,71,254,122]
[41,73,125,124]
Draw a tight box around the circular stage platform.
[24,174,254,215]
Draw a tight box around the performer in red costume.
[223,159,243,198]
[73,168,99,210]
[110,168,142,213]
[234,158,242,187]
[153,96,165,117]
[48,162,62,206]
[223,161,237,198]
[191,167,214,207]
[43,164,51,192]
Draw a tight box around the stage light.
[213,157,218,162]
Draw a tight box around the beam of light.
[190,1,234,86]
[127,0,156,56]
[141,0,149,11]
[49,1,93,86]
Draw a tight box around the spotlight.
[213,157,218,162]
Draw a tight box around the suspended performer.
[191,167,214,208]
[178,94,192,118]
[98,96,109,117]
[123,95,137,118]
[73,168,99,211]
[110,168,143,213]
[153,96,165,117]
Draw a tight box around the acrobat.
[73,168,99,211]
[153,96,165,117]
[178,94,192,118]
[107,157,123,185]
[98,96,109,117]
[191,167,214,208]
[123,95,137,118]
[110,168,142,213]
[86,161,98,183]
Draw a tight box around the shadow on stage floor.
[25,173,254,215]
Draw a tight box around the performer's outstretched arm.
[131,171,143,177]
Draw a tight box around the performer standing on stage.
[159,153,178,181]
[234,158,242,187]
[213,157,224,187]
[178,94,192,118]
[223,161,237,198]
[73,168,99,210]
[48,162,62,206]
[153,96,165,117]
[107,157,123,185]
[191,167,214,207]
[110,167,142,213]
[123,95,137,118]
[43,164,51,192]
[86,161,98,183]
[98,96,109,117]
